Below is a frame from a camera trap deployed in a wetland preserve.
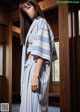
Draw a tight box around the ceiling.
[0,0,43,5]
[0,0,58,19]
[0,0,43,11]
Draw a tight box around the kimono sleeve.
[31,19,57,63]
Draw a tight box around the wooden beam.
[9,0,57,21]
[39,0,57,11]
[59,4,71,112]
[12,25,20,37]
[12,25,20,34]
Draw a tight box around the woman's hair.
[19,0,45,45]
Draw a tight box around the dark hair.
[19,0,45,45]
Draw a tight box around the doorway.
[12,36,22,103]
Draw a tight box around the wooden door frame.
[58,4,71,112]
[6,19,20,112]
[6,22,12,112]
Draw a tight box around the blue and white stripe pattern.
[31,17,57,63]
[20,17,57,96]
[20,17,58,112]
[20,56,50,112]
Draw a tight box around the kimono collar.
[25,18,37,43]
[25,16,41,44]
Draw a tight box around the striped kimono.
[20,16,57,112]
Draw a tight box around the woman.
[19,0,57,112]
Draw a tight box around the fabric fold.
[31,18,57,63]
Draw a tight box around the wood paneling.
[0,6,8,25]
[49,83,60,97]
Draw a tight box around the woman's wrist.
[33,73,39,78]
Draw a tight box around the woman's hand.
[31,56,44,92]
[31,75,39,92]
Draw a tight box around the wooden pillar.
[58,4,71,112]
[6,22,12,112]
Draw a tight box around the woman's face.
[20,2,37,21]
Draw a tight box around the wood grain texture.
[59,4,71,112]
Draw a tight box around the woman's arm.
[31,57,44,92]
[34,57,44,77]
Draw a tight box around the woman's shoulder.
[37,16,53,35]
[36,16,48,26]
